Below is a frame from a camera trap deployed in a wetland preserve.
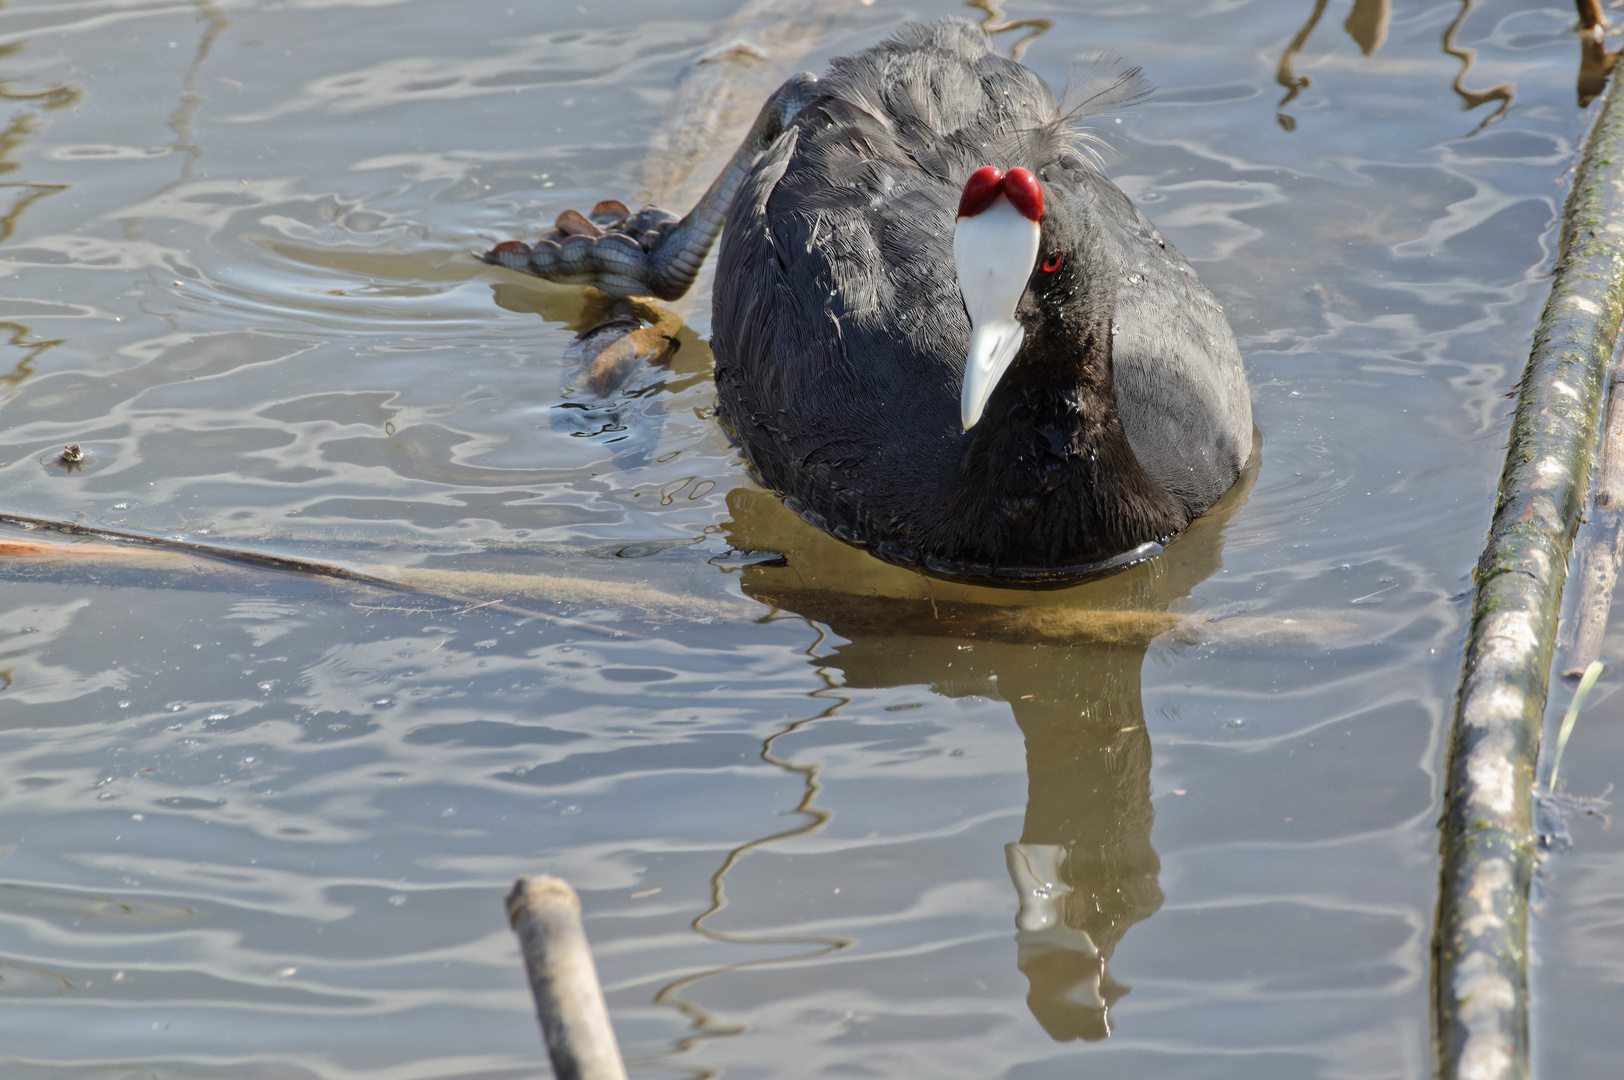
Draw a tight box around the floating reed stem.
[0,516,1366,648]
[1433,63,1624,1080]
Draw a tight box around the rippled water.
[1,0,1620,1076]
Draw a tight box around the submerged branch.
[0,513,1368,648]
[0,513,659,637]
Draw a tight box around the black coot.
[485,19,1252,586]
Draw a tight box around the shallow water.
[0,0,1620,1076]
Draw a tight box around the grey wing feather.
[1108,204,1252,513]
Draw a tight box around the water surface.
[0,1,1619,1077]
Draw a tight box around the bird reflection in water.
[1003,649,1160,1041]
[713,449,1255,1041]
[815,633,1165,1041]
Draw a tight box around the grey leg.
[483,73,819,301]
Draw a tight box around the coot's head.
[953,164,1100,431]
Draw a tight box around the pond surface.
[0,0,1621,1076]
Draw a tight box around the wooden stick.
[1564,372,1624,674]
[506,876,629,1080]
[1434,53,1624,1080]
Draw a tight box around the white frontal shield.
[953,195,1041,430]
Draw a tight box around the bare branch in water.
[0,512,1372,648]
[0,513,645,638]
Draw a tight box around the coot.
[485,19,1252,586]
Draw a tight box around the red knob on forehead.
[958,166,1005,218]
[1002,168,1043,222]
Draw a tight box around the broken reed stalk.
[1433,66,1624,1080]
[506,876,629,1080]
[1563,371,1624,675]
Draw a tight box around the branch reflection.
[1276,0,1526,132]
[0,322,60,403]
[647,665,853,1080]
[1440,0,1514,129]
[0,30,80,251]
[1578,0,1618,108]
[1276,0,1331,131]
[967,0,1051,62]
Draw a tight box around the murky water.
[1,0,1620,1076]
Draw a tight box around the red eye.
[1041,250,1063,274]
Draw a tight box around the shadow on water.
[639,453,1255,1055]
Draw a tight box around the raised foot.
[481,199,687,301]
[482,72,821,302]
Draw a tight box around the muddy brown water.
[0,1,1621,1077]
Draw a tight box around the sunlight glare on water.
[0,1,1620,1077]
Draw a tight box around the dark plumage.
[710,21,1250,584]
[487,19,1252,585]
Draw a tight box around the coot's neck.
[942,291,1189,570]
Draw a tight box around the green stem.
[1547,660,1604,791]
